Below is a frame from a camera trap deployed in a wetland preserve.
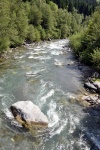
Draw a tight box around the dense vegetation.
[0,0,100,71]
[48,0,99,16]
[0,0,84,53]
[70,7,100,72]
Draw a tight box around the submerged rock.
[4,101,48,132]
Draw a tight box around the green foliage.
[37,26,46,40]
[0,0,10,51]
[91,48,100,71]
[29,4,42,26]
[27,25,41,42]
[83,9,100,52]
[70,7,100,71]
[34,28,41,41]
[0,38,10,53]
[80,50,92,64]
[0,0,84,53]
[41,3,53,30]
[8,1,28,47]
[60,24,70,38]
[70,32,83,55]
[50,0,99,16]
[49,1,58,11]
[14,2,28,44]
[27,25,36,42]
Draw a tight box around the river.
[0,39,99,150]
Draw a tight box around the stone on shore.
[93,81,100,92]
[83,71,100,93]
[81,95,100,105]
[84,82,97,92]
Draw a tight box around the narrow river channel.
[0,39,99,150]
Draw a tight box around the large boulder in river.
[5,101,48,131]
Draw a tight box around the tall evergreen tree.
[0,0,10,52]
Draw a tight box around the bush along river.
[0,39,100,150]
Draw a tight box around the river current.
[0,39,99,150]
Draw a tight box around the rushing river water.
[0,39,100,150]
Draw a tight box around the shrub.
[37,26,46,40]
[80,49,92,65]
[27,25,36,42]
[34,28,41,41]
[70,32,83,55]
[91,48,100,72]
[0,38,10,53]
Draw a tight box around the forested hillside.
[70,7,100,72]
[0,0,84,53]
[47,0,100,16]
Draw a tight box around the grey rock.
[4,101,48,132]
[82,95,98,102]
[82,95,100,105]
[84,82,97,91]
[10,101,48,129]
[48,38,51,41]
[93,81,100,92]
[2,108,28,133]
[4,108,14,120]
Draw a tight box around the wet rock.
[81,95,100,105]
[10,101,48,129]
[83,71,100,94]
[48,38,51,41]
[84,78,100,93]
[91,72,100,78]
[84,82,97,92]
[93,81,100,93]
[2,101,48,133]
[2,108,28,133]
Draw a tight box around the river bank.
[76,62,100,107]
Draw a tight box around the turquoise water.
[0,40,99,150]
